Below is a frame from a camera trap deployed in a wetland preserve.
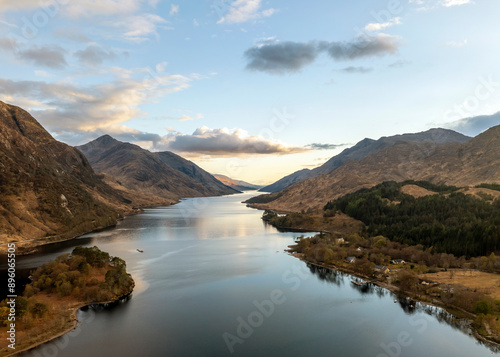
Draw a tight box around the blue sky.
[1,0,500,184]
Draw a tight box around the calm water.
[2,192,498,356]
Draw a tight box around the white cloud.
[444,39,467,47]
[0,0,148,17]
[169,4,179,16]
[118,13,169,42]
[156,61,168,73]
[364,17,401,32]
[217,0,275,24]
[441,0,472,7]
[409,0,473,10]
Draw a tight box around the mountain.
[213,174,263,191]
[258,169,311,193]
[77,135,239,200]
[259,128,471,192]
[0,101,129,250]
[247,126,500,212]
[155,152,240,194]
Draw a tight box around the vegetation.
[0,247,134,354]
[476,183,500,192]
[324,181,500,257]
[263,181,500,342]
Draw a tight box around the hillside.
[213,174,262,191]
[325,181,500,256]
[0,101,129,251]
[77,135,238,200]
[247,125,500,212]
[259,128,470,192]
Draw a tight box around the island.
[0,246,134,356]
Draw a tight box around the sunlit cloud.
[154,126,308,156]
[217,0,275,24]
[364,17,401,32]
[0,71,195,136]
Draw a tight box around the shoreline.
[1,190,246,256]
[0,200,175,256]
[289,251,500,349]
[2,283,135,357]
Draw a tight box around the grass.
[421,270,500,299]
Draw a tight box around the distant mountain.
[213,174,262,191]
[247,126,500,212]
[0,101,129,248]
[155,152,240,194]
[77,135,239,200]
[259,128,471,192]
[258,169,311,193]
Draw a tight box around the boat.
[351,280,366,287]
[137,249,144,253]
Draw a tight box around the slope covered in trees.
[324,181,500,257]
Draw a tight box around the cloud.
[0,71,195,136]
[306,143,348,150]
[74,45,118,66]
[441,0,472,7]
[169,4,179,16]
[217,0,275,24]
[0,37,16,50]
[341,66,373,74]
[444,39,467,48]
[409,0,473,10]
[445,112,500,137]
[118,13,169,42]
[0,0,151,17]
[16,45,68,69]
[54,28,92,43]
[364,17,401,32]
[388,59,410,68]
[155,127,307,156]
[0,19,17,28]
[245,34,401,74]
[170,114,204,121]
[325,34,400,60]
[245,41,319,74]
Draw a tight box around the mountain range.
[0,101,238,251]
[260,128,471,192]
[213,174,262,191]
[2,99,500,250]
[247,126,500,212]
[77,135,238,200]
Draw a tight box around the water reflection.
[306,261,500,353]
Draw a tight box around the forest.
[0,246,134,330]
[324,181,500,257]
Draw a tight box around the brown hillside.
[0,102,130,251]
[249,126,500,212]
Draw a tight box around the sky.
[1,0,500,185]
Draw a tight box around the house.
[336,238,345,244]
[374,265,390,274]
[391,259,406,265]
[345,256,357,264]
[356,247,368,253]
